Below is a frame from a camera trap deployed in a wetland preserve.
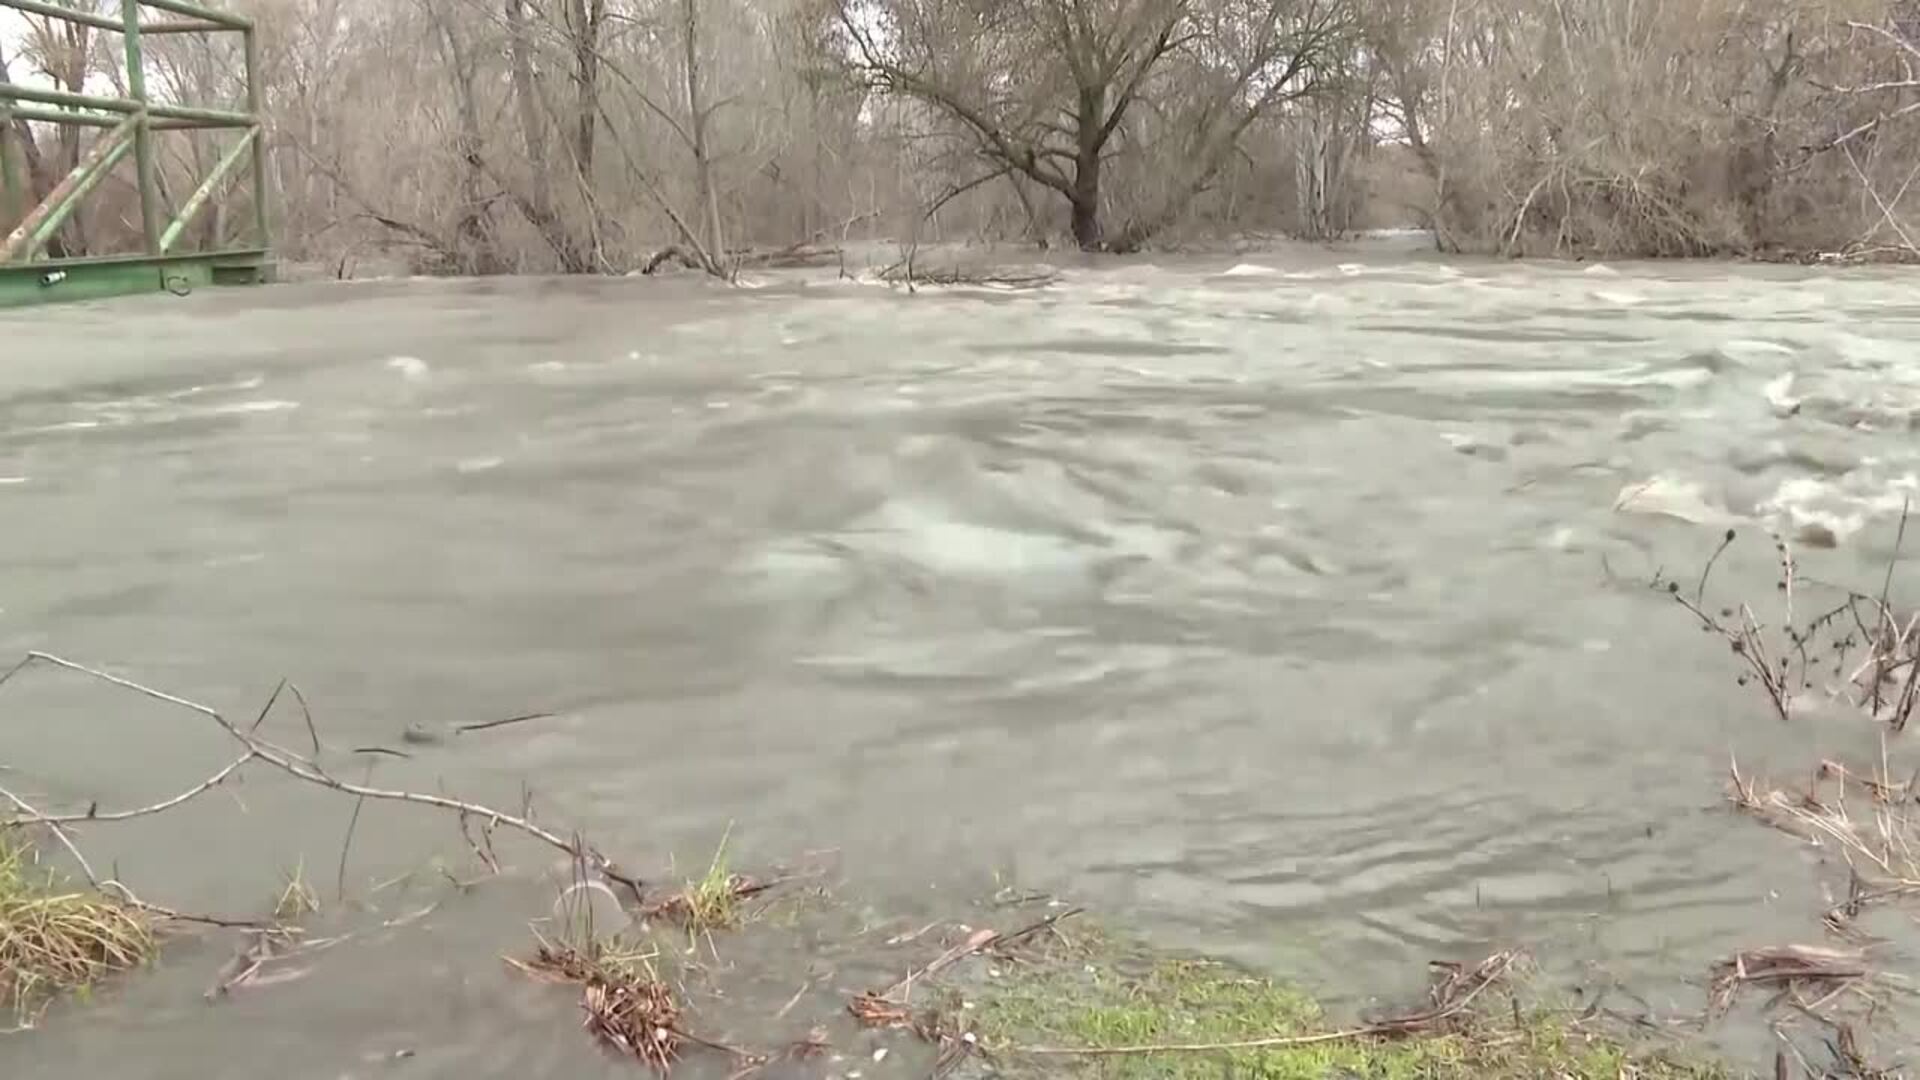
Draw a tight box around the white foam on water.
[1221,263,1281,277]
[1582,263,1620,276]
[854,497,1092,582]
[1622,365,1714,391]
[529,360,567,373]
[1613,473,1733,525]
[1591,289,1646,306]
[203,552,265,568]
[455,456,504,474]
[1763,372,1801,416]
[211,400,299,416]
[1725,339,1796,358]
[0,477,28,485]
[1761,473,1919,544]
[162,374,266,399]
[387,356,431,381]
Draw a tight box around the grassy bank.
[955,920,1725,1080]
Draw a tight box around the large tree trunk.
[1068,168,1102,250]
[564,0,607,271]
[429,7,501,274]
[504,0,554,212]
[1730,31,1798,249]
[1069,88,1105,250]
[683,0,726,260]
[505,0,594,272]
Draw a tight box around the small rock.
[1795,522,1839,549]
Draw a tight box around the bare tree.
[23,0,1912,272]
[833,0,1355,251]
[682,0,726,258]
[0,39,55,232]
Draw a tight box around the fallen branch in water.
[0,652,644,902]
[876,260,1059,289]
[853,905,1084,1018]
[453,710,555,735]
[1708,945,1872,1019]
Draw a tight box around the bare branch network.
[7,0,1916,268]
[0,651,644,928]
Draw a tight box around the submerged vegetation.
[966,930,1726,1080]
[0,831,152,1025]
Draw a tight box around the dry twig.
[1709,945,1870,1019]
[0,653,645,903]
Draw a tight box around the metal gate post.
[0,0,274,306]
[243,25,268,246]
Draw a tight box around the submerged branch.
[0,652,644,901]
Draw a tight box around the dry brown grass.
[509,927,685,1070]
[1708,944,1871,1017]
[0,830,154,1024]
[1729,754,1920,932]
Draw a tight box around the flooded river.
[3,247,1918,1075]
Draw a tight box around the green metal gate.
[0,0,273,308]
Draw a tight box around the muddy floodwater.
[2,246,1918,1076]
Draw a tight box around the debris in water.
[1709,945,1869,1018]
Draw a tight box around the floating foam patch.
[1613,474,1734,525]
[386,356,430,381]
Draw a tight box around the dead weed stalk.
[1728,750,1920,931]
[1664,509,1917,729]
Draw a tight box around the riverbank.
[0,832,1731,1077]
[278,227,1920,284]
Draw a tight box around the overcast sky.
[2,12,40,88]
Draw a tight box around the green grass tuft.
[274,857,320,922]
[681,825,740,934]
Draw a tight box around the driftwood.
[1709,945,1871,1018]
[876,261,1059,289]
[641,241,845,276]
[732,242,844,269]
[641,245,710,275]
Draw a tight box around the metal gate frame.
[0,0,272,308]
